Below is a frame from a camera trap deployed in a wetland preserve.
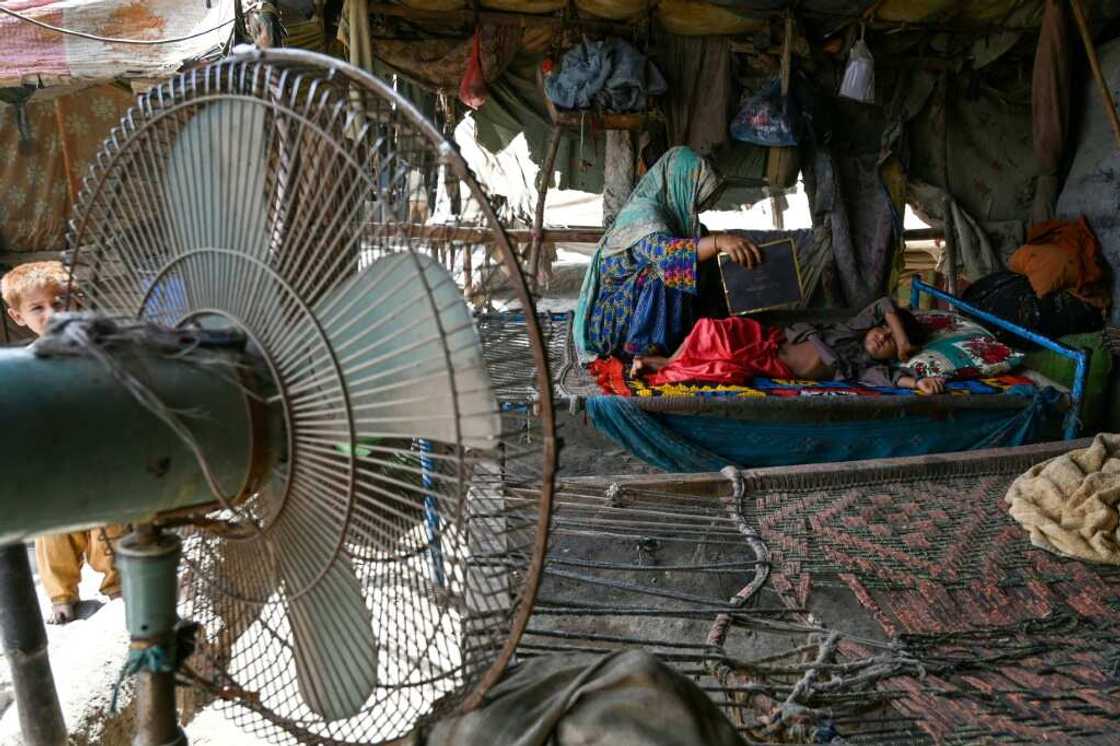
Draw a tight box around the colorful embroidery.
[907,315,1024,380]
[587,233,699,358]
[593,354,1036,401]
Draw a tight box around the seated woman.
[573,146,762,364]
[633,297,947,394]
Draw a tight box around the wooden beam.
[902,228,945,241]
[368,222,603,244]
[366,3,633,33]
[0,251,64,265]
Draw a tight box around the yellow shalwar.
[34,524,126,604]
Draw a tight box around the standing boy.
[2,260,125,624]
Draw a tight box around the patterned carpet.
[737,445,1120,743]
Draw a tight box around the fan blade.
[162,100,271,313]
[315,253,501,450]
[280,539,379,721]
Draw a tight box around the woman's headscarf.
[573,146,722,363]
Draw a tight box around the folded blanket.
[1005,433,1120,564]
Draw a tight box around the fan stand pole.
[0,543,67,746]
[116,526,188,746]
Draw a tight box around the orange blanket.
[1009,217,1110,308]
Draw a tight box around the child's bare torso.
[778,339,831,379]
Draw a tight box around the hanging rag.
[1031,0,1071,223]
[907,179,1002,283]
[1005,433,1120,564]
[658,34,732,156]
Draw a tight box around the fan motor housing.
[0,345,274,544]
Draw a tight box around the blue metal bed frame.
[910,279,1087,440]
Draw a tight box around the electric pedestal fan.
[0,48,556,745]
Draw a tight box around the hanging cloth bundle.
[459,29,487,110]
[838,27,875,103]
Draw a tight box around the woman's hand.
[916,376,946,394]
[698,234,762,268]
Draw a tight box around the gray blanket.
[419,650,745,746]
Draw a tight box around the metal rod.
[1069,0,1120,148]
[418,438,446,588]
[0,544,67,746]
[910,279,1087,439]
[117,528,187,746]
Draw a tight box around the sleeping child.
[632,297,947,394]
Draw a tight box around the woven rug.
[734,442,1120,743]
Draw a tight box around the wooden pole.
[1069,0,1120,148]
[528,126,562,287]
[53,99,79,209]
[938,71,958,295]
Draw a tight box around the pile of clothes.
[544,37,666,113]
[962,216,1110,343]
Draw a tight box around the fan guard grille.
[66,49,555,744]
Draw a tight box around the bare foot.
[630,355,669,377]
[47,601,77,625]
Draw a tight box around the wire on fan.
[0,4,235,45]
[37,316,256,519]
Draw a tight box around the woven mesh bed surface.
[526,440,1120,743]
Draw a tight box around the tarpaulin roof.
[0,0,235,87]
[380,0,1120,35]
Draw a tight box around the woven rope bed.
[509,439,1120,743]
[554,311,1068,417]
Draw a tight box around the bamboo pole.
[1069,0,1120,147]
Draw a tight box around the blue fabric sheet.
[586,387,1064,473]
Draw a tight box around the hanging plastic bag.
[838,39,875,103]
[459,30,487,110]
[729,78,799,147]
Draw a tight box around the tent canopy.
[0,0,235,88]
[370,0,1120,35]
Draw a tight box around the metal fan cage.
[65,48,555,744]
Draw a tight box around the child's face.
[7,284,65,337]
[863,325,898,361]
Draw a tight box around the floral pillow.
[906,311,1024,380]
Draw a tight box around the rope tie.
[111,645,175,712]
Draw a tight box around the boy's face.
[7,284,65,337]
[863,325,898,361]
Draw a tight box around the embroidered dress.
[572,146,722,363]
[587,232,699,357]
